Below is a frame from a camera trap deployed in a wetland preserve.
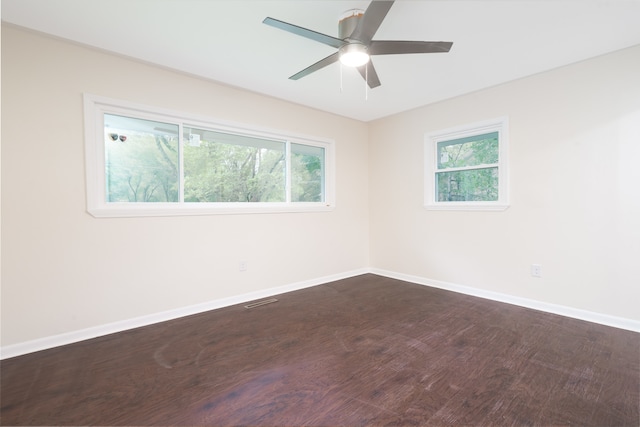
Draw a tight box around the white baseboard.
[370,268,640,333]
[3,267,637,359]
[0,268,369,360]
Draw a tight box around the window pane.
[104,114,179,202]
[437,132,498,169]
[291,143,324,202]
[435,167,499,201]
[183,127,286,202]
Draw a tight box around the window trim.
[84,94,335,217]
[424,117,509,211]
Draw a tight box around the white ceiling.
[3,0,640,122]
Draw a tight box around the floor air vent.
[244,298,278,309]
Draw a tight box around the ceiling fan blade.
[357,61,382,89]
[369,40,453,55]
[263,17,345,49]
[289,52,340,80]
[350,1,394,44]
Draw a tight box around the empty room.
[1,0,639,425]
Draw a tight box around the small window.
[84,94,334,217]
[425,117,508,210]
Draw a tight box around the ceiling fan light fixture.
[339,43,370,67]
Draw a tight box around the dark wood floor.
[1,274,639,426]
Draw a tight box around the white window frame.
[84,94,335,217]
[424,117,509,211]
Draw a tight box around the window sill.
[424,203,509,212]
[88,203,335,218]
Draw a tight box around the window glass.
[291,143,325,202]
[437,132,499,169]
[183,127,286,203]
[435,168,499,202]
[104,114,179,202]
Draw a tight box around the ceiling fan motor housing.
[339,9,365,39]
[338,9,370,66]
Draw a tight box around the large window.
[85,95,334,217]
[425,117,509,210]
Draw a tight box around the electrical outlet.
[239,261,247,272]
[531,264,542,278]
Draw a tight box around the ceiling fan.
[263,0,453,88]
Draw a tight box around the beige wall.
[369,44,640,321]
[1,25,370,346]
